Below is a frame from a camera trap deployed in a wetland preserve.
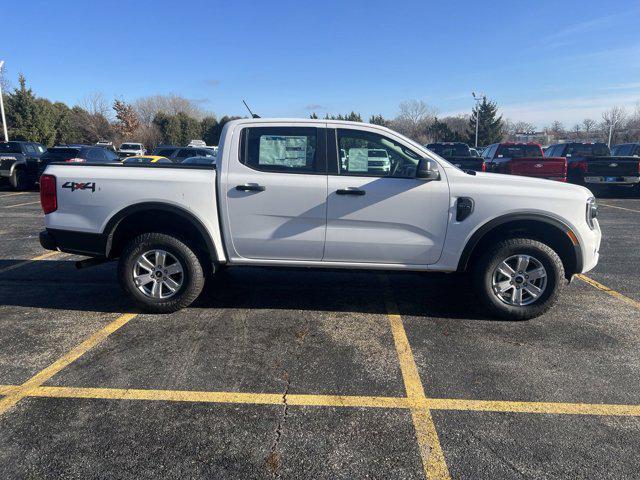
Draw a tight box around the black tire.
[117,232,205,313]
[10,167,30,191]
[472,237,565,320]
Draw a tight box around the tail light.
[573,161,588,172]
[65,158,86,163]
[481,162,486,172]
[40,174,57,214]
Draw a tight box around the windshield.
[120,144,141,150]
[496,145,542,158]
[0,142,23,154]
[565,143,610,157]
[426,144,470,158]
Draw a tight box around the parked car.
[483,143,567,182]
[182,156,217,166]
[0,141,47,190]
[96,141,117,153]
[39,119,601,320]
[152,146,216,161]
[122,156,172,165]
[118,142,146,158]
[611,143,640,157]
[426,142,485,172]
[545,142,640,191]
[37,146,121,179]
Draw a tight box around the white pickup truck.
[38,119,601,319]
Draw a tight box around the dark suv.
[38,146,121,179]
[152,146,216,162]
[0,141,47,190]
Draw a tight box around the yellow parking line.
[0,385,18,395]
[30,386,410,409]
[4,200,41,208]
[0,313,137,416]
[0,192,28,198]
[598,203,640,214]
[426,398,640,416]
[577,274,640,310]
[0,251,65,274]
[380,275,451,480]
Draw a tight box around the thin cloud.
[205,79,220,87]
[539,12,632,49]
[305,103,324,110]
[605,82,640,91]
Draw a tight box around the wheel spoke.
[165,263,183,276]
[524,283,542,299]
[134,273,154,286]
[136,256,155,272]
[512,287,523,304]
[528,267,546,281]
[151,280,162,298]
[495,280,513,294]
[162,276,180,292]
[498,261,516,278]
[155,251,167,268]
[515,255,530,273]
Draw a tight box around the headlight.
[586,197,598,229]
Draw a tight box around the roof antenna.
[242,100,260,118]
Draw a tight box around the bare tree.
[601,106,627,146]
[571,124,581,140]
[545,121,565,141]
[132,94,209,126]
[582,118,596,136]
[392,100,438,143]
[79,92,111,118]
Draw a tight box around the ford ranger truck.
[483,143,567,181]
[38,119,601,320]
[426,142,485,172]
[545,142,640,191]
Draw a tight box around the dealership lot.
[0,187,639,479]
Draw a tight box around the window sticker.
[347,148,370,172]
[259,135,308,167]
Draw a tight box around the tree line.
[2,74,640,149]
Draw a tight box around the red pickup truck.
[483,143,567,181]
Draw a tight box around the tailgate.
[449,157,485,172]
[509,157,566,177]
[585,157,639,176]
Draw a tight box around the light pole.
[472,91,484,148]
[0,61,7,142]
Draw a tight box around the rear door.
[224,124,328,261]
[324,126,449,265]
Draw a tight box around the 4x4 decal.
[62,181,96,192]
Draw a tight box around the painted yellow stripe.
[380,275,451,480]
[4,200,41,208]
[427,398,640,416]
[0,251,65,274]
[598,203,640,214]
[577,274,640,310]
[0,385,18,395]
[30,386,409,409]
[0,313,137,416]
[0,192,28,198]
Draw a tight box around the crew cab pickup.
[545,142,640,190]
[426,142,485,172]
[0,141,46,190]
[118,142,146,158]
[38,119,601,320]
[483,143,567,182]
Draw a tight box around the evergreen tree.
[467,97,503,146]
[201,116,218,145]
[309,112,318,119]
[6,74,43,142]
[369,114,387,126]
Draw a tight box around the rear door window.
[176,149,195,158]
[240,126,321,174]
[86,148,107,162]
[155,149,176,157]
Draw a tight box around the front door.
[324,127,449,265]
[225,125,328,261]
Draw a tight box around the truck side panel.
[43,164,226,261]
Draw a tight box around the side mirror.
[416,159,441,181]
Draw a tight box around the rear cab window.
[0,142,24,154]
[496,145,542,158]
[240,126,322,174]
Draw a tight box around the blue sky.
[3,0,640,128]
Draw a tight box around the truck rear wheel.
[118,232,205,313]
[10,167,30,191]
[472,237,565,320]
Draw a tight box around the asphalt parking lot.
[0,186,639,479]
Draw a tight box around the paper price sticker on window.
[259,136,308,167]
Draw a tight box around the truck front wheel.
[118,233,205,313]
[472,237,565,320]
